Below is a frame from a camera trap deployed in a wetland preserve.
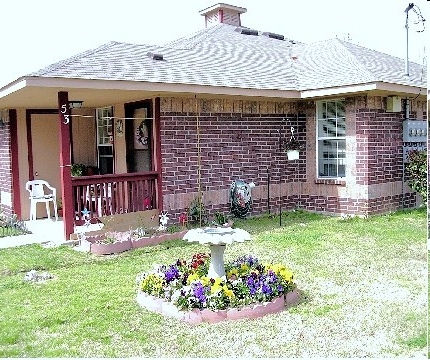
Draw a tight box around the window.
[316,100,346,178]
[96,107,114,174]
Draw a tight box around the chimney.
[199,3,247,28]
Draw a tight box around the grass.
[0,208,427,357]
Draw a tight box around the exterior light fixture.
[68,101,84,109]
[0,111,9,128]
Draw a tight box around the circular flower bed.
[136,253,296,318]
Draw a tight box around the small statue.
[158,211,169,231]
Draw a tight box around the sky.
[0,0,428,87]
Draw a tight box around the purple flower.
[247,276,256,287]
[262,284,272,295]
[164,265,180,283]
[192,282,207,303]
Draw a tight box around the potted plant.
[71,164,87,177]
[88,231,132,255]
[211,212,234,228]
[283,137,303,160]
[56,198,63,218]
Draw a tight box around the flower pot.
[90,239,132,255]
[284,289,300,308]
[200,308,228,323]
[287,150,300,160]
[136,292,163,313]
[182,309,203,325]
[162,301,184,319]
[227,296,285,320]
[131,230,188,249]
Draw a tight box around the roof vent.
[235,27,259,36]
[147,52,164,61]
[261,32,284,41]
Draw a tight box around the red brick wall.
[158,96,425,221]
[355,108,414,185]
[160,112,307,194]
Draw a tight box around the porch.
[0,219,103,249]
[16,94,163,241]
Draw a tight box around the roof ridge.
[163,23,231,49]
[332,38,375,80]
[339,38,426,67]
[29,41,121,76]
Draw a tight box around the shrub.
[405,150,427,204]
[187,197,208,226]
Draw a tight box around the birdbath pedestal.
[183,227,251,279]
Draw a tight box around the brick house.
[0,3,427,240]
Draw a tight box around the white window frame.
[316,99,346,179]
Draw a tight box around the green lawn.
[0,209,427,357]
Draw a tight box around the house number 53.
[60,104,70,124]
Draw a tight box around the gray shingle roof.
[28,23,426,92]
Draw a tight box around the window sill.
[315,179,346,186]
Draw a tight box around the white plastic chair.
[26,180,58,221]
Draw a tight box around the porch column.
[154,97,163,212]
[58,91,74,240]
[9,109,21,218]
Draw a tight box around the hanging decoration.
[229,180,255,218]
[116,119,124,137]
[284,126,302,160]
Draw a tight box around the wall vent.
[235,27,259,36]
[147,52,164,61]
[261,32,284,41]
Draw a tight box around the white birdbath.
[183,227,251,279]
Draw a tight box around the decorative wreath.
[136,120,149,147]
[230,180,252,218]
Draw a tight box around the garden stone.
[24,270,54,283]
[41,241,58,248]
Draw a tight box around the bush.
[0,210,29,238]
[187,197,208,226]
[405,150,427,204]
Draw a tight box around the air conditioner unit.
[386,96,401,112]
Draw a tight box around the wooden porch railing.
[71,172,158,222]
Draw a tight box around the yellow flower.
[213,277,223,286]
[227,268,238,278]
[223,285,234,298]
[210,277,223,294]
[263,262,272,270]
[239,263,249,274]
[211,284,222,294]
[187,273,199,284]
[200,276,210,286]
